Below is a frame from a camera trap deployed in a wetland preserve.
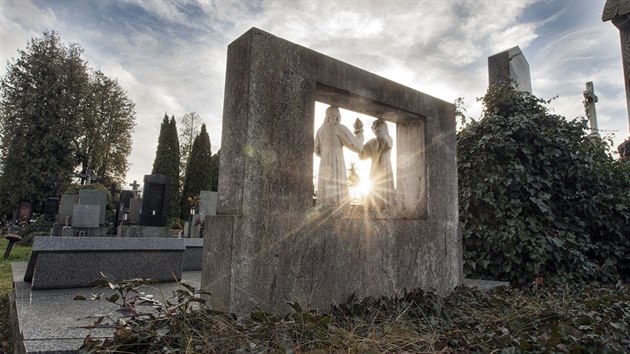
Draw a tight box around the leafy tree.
[0,31,89,213]
[0,31,135,216]
[180,124,212,219]
[76,70,135,186]
[459,84,630,286]
[178,112,202,184]
[152,114,180,220]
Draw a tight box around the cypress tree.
[152,114,180,221]
[181,124,212,219]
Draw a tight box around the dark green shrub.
[459,84,630,286]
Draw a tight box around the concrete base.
[202,212,462,314]
[25,237,185,289]
[182,238,203,271]
[10,262,201,354]
[463,278,510,290]
[117,225,171,238]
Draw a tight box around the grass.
[80,281,630,353]
[0,237,32,353]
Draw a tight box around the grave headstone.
[116,190,134,226]
[71,204,100,228]
[198,191,218,217]
[202,28,460,313]
[139,174,170,227]
[79,189,107,225]
[57,194,79,224]
[18,201,32,221]
[44,197,60,220]
[128,198,142,225]
[488,46,532,93]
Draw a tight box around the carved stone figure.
[359,118,394,209]
[314,106,364,207]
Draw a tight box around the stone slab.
[488,46,532,93]
[118,225,171,238]
[71,204,100,228]
[57,194,78,224]
[128,198,142,224]
[24,237,185,289]
[11,262,201,354]
[79,189,107,224]
[183,238,203,271]
[199,191,218,217]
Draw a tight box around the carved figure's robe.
[315,123,363,207]
[359,136,394,208]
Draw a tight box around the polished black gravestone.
[139,174,170,227]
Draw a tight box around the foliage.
[15,214,53,246]
[0,31,88,214]
[0,31,135,215]
[180,124,212,219]
[75,70,135,187]
[152,114,181,221]
[77,278,630,353]
[178,112,203,186]
[458,84,630,286]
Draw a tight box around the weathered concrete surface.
[202,28,460,314]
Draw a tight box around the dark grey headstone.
[128,198,142,225]
[140,174,170,227]
[71,204,100,228]
[45,197,60,219]
[18,201,32,220]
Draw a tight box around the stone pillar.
[603,0,630,134]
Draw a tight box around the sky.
[1,0,627,189]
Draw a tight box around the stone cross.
[77,170,98,185]
[129,180,141,198]
[583,82,599,136]
[603,0,630,134]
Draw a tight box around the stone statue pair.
[315,105,394,209]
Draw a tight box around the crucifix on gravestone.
[583,81,599,136]
[129,180,141,198]
[76,169,99,185]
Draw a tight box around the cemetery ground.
[1,233,628,352]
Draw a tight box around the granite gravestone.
[202,28,460,314]
[139,174,170,227]
[117,190,134,225]
[71,204,100,229]
[488,46,532,93]
[79,189,107,225]
[44,197,60,220]
[128,198,142,225]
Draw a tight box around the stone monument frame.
[203,28,460,313]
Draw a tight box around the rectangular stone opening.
[314,83,427,219]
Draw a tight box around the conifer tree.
[152,114,180,221]
[180,124,212,219]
